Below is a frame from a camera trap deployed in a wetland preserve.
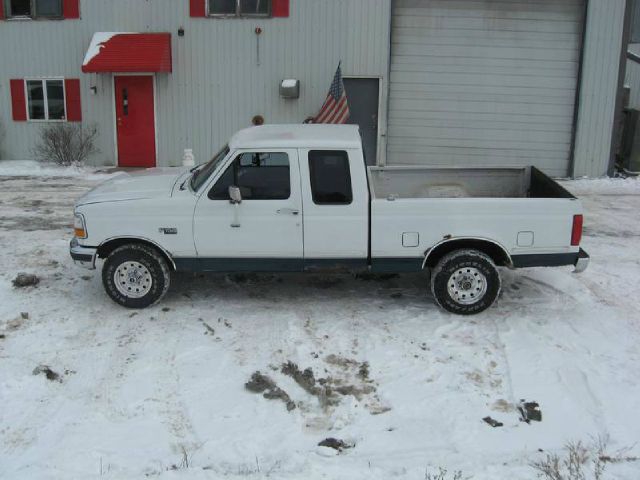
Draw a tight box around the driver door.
[192,149,304,271]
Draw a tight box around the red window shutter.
[63,0,80,19]
[272,0,289,17]
[189,0,206,17]
[10,80,27,121]
[65,79,82,122]
[0,1,5,20]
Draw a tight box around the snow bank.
[0,160,119,180]
[561,176,640,195]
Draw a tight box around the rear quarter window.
[308,150,353,205]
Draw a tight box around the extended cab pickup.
[70,124,589,314]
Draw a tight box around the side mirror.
[229,185,242,204]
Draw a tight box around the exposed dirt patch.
[325,353,360,370]
[281,357,387,415]
[318,437,354,452]
[322,355,388,413]
[482,416,503,428]
[199,319,216,335]
[245,371,295,411]
[332,382,376,399]
[357,362,370,381]
[12,273,40,288]
[4,313,27,331]
[281,361,319,395]
[32,365,62,382]
[281,361,339,408]
[491,399,514,412]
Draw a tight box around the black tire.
[102,244,171,308]
[430,249,501,315]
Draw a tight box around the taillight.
[571,214,583,246]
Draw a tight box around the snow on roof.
[82,32,133,67]
[229,124,362,150]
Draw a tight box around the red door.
[114,76,156,167]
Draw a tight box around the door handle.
[276,208,299,215]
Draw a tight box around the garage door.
[387,0,585,177]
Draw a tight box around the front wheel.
[102,244,171,308]
[430,249,501,315]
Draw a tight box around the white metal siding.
[573,0,627,177]
[387,0,585,177]
[0,0,390,166]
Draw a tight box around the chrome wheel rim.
[447,267,487,305]
[114,261,152,298]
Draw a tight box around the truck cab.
[186,125,370,272]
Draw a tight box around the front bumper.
[70,237,97,270]
[573,248,590,273]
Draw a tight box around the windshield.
[190,145,230,192]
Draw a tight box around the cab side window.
[208,152,290,200]
[308,150,352,205]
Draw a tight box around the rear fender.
[422,237,512,269]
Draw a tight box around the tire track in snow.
[151,316,199,446]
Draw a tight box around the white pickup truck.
[70,124,589,314]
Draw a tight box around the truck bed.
[368,165,581,270]
[367,166,574,200]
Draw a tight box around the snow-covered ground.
[0,164,639,479]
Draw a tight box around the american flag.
[313,63,350,124]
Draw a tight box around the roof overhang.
[82,32,172,73]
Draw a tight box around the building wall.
[0,0,391,166]
[572,0,628,177]
[0,0,629,178]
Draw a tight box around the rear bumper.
[573,248,590,273]
[511,248,589,273]
[70,238,97,270]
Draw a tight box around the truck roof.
[228,124,362,150]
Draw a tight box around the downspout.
[568,0,590,178]
[381,0,393,167]
[607,0,633,175]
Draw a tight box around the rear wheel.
[102,244,170,308]
[430,249,500,315]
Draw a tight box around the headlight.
[74,213,87,239]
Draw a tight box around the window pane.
[9,0,31,16]
[239,0,269,15]
[308,151,353,205]
[191,146,229,192]
[27,80,46,120]
[46,80,65,120]
[208,161,235,199]
[35,0,62,16]
[209,152,290,200]
[209,0,236,15]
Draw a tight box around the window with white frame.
[4,0,62,18]
[208,0,270,17]
[26,79,66,121]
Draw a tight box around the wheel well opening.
[97,239,175,271]
[424,239,511,268]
